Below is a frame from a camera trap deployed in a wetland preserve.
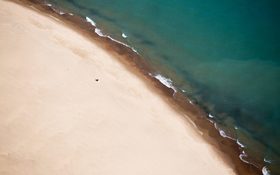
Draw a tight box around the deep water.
[46,0,280,174]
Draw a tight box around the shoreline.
[2,0,262,174]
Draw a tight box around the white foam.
[239,151,250,164]
[85,19,139,55]
[132,47,138,53]
[219,130,227,138]
[122,32,128,38]
[208,113,214,118]
[214,123,235,140]
[95,28,105,37]
[237,139,245,148]
[262,166,271,175]
[49,6,65,15]
[108,36,129,47]
[86,18,139,54]
[264,158,272,163]
[58,11,66,15]
[86,17,96,27]
[106,36,139,54]
[154,74,177,92]
[214,123,219,129]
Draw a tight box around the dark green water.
[46,0,280,174]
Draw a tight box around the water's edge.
[10,0,263,174]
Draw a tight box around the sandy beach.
[0,1,236,174]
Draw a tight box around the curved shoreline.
[5,0,263,174]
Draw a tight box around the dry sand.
[0,1,235,174]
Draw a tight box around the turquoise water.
[46,0,280,174]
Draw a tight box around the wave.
[95,28,105,37]
[152,73,177,93]
[122,32,128,38]
[208,113,214,118]
[85,16,138,54]
[239,151,251,164]
[214,123,235,140]
[262,166,271,175]
[86,16,96,27]
[42,3,138,55]
[45,3,65,15]
[264,158,272,164]
[236,139,245,148]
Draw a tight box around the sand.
[0,1,235,174]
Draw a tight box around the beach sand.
[0,1,235,174]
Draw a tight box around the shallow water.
[46,0,280,174]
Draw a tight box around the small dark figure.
[95,78,99,82]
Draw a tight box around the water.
[46,0,280,174]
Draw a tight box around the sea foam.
[264,158,272,163]
[154,74,177,92]
[86,21,138,54]
[95,28,105,37]
[213,123,236,140]
[262,166,271,175]
[237,139,245,148]
[86,16,96,27]
[208,113,214,118]
[122,32,128,38]
[239,151,250,164]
